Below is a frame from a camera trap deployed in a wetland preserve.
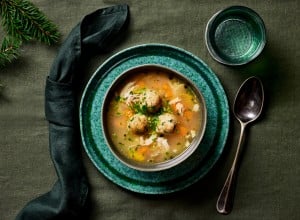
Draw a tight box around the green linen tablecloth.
[0,0,299,219]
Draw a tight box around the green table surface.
[1,0,299,219]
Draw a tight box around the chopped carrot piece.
[133,146,148,162]
[125,110,134,118]
[162,83,173,98]
[184,110,193,121]
[178,126,189,136]
[136,80,145,88]
[137,146,148,154]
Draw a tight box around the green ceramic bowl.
[205,6,266,65]
[102,64,207,172]
[79,44,230,194]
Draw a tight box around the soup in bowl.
[102,65,207,171]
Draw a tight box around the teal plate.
[80,44,229,194]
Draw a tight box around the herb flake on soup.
[106,70,203,164]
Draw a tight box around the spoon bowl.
[216,76,264,214]
[234,77,264,123]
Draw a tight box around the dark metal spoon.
[216,76,264,214]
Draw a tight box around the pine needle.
[0,0,60,68]
[0,36,21,67]
[0,0,60,45]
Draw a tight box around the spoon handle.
[216,122,246,214]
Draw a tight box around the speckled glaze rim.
[79,43,229,194]
[205,5,266,66]
[101,64,207,172]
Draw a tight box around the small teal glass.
[205,6,266,66]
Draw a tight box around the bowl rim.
[205,5,267,66]
[101,64,207,172]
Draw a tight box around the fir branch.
[0,36,21,67]
[0,0,60,45]
[0,0,60,69]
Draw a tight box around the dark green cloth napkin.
[16,4,129,220]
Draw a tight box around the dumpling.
[125,88,162,113]
[156,113,177,134]
[127,114,148,133]
[140,89,161,113]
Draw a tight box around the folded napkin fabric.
[16,4,129,220]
